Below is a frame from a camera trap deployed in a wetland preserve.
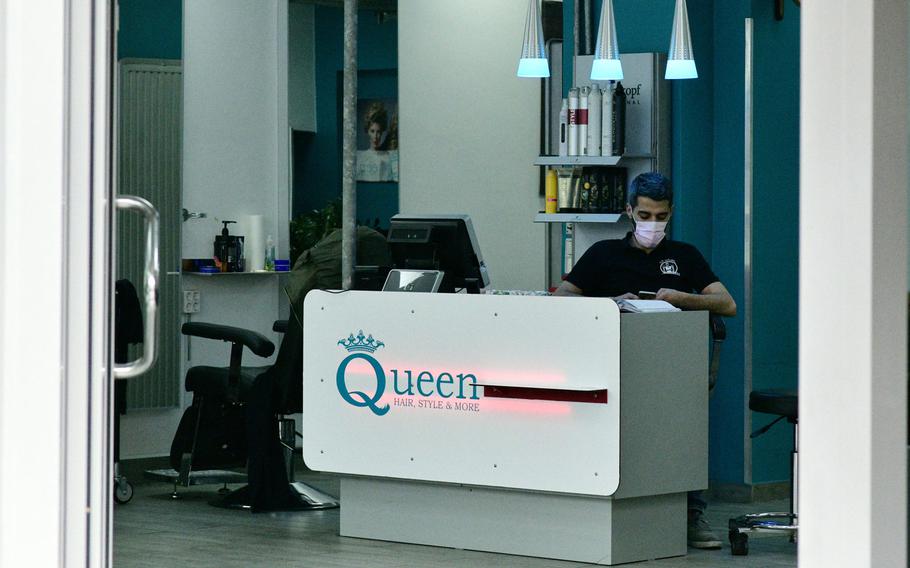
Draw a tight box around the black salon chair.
[147,226,390,509]
[164,316,337,511]
[113,279,143,504]
[143,321,270,495]
[728,389,799,555]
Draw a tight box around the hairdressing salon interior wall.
[565,0,800,492]
[115,0,801,490]
[118,0,290,459]
[292,5,398,227]
[397,0,544,292]
[116,0,184,459]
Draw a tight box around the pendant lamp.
[517,0,549,78]
[591,0,623,80]
[666,0,698,80]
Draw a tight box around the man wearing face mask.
[554,171,736,550]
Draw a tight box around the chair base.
[144,468,248,498]
[208,482,340,511]
[728,513,798,556]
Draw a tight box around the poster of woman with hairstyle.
[356,99,399,182]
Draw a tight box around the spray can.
[602,83,614,156]
[568,88,579,156]
[558,99,568,157]
[589,175,601,213]
[545,169,558,214]
[612,82,627,156]
[586,86,602,157]
[578,86,590,157]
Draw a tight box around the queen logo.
[336,330,389,416]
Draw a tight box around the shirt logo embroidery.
[659,259,680,276]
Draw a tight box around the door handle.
[114,195,160,378]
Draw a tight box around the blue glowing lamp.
[666,0,698,80]
[518,58,550,78]
[517,0,549,78]
[590,0,623,81]
[665,59,698,80]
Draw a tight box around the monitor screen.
[386,214,490,293]
[382,269,444,293]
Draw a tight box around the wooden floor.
[114,470,797,567]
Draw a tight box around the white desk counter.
[302,291,708,565]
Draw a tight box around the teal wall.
[710,0,750,485]
[564,0,800,487]
[117,0,182,60]
[292,6,399,226]
[749,0,800,484]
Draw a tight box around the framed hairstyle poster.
[356,98,399,183]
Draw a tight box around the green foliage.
[289,199,342,265]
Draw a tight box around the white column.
[0,0,66,564]
[800,2,907,566]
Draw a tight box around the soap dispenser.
[214,220,244,272]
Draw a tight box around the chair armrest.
[710,314,727,342]
[181,322,275,358]
[708,314,726,392]
[272,319,289,334]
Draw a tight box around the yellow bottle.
[545,169,558,214]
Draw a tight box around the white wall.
[398,0,544,291]
[289,2,316,133]
[181,0,286,258]
[121,0,292,459]
[799,1,907,565]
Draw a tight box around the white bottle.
[558,99,568,156]
[601,82,614,156]
[586,86,602,157]
[265,234,275,271]
[578,86,590,157]
[567,88,579,156]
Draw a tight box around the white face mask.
[633,220,667,249]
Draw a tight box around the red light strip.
[482,385,608,404]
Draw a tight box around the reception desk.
[302,291,708,565]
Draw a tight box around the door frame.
[0,0,114,566]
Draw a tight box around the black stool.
[728,389,799,555]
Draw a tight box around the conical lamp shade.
[666,0,697,79]
[591,0,623,80]
[517,0,549,78]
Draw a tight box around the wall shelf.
[534,155,622,167]
[183,271,288,276]
[534,213,626,224]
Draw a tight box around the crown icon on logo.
[338,330,385,353]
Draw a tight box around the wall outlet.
[182,290,201,314]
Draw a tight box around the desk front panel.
[302,291,621,496]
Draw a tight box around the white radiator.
[117,59,182,410]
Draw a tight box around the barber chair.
[144,322,269,495]
[146,226,389,509]
[145,318,336,510]
[728,389,799,555]
[114,279,144,504]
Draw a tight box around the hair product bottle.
[612,82,626,156]
[601,83,614,156]
[558,99,568,157]
[578,86,590,157]
[545,169,558,214]
[568,88,579,156]
[586,86,602,157]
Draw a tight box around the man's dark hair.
[627,172,673,208]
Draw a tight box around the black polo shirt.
[566,233,719,297]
